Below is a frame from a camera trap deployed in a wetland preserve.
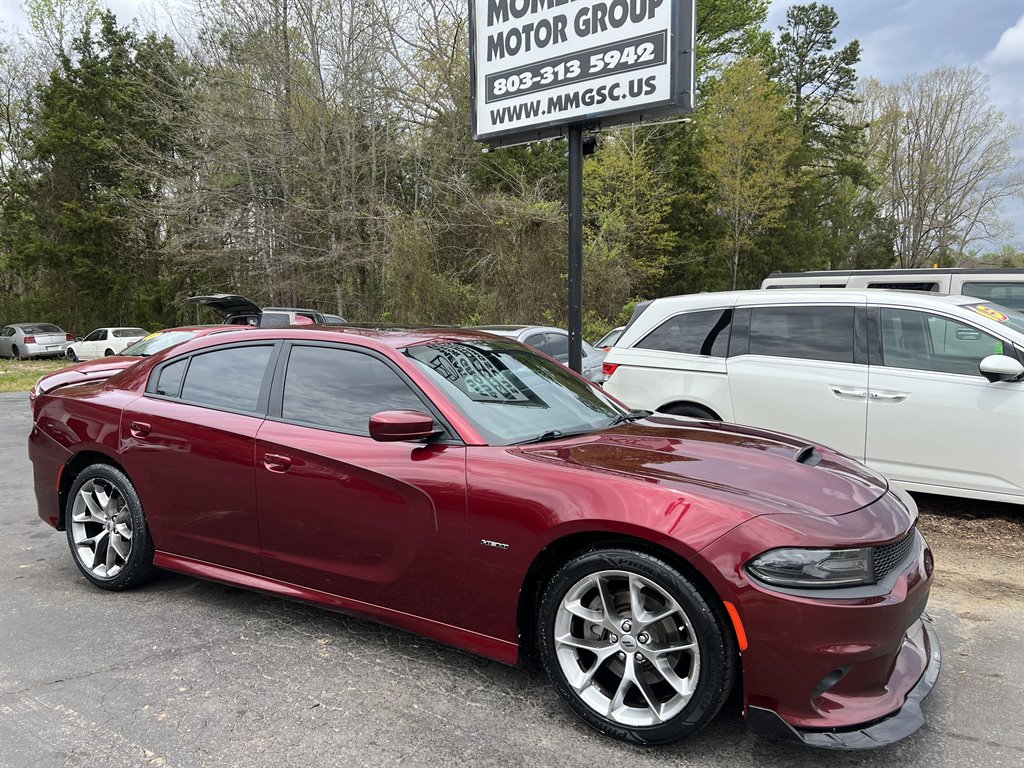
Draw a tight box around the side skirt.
[154,551,520,665]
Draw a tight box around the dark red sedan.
[28,327,939,748]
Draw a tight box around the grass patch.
[0,358,67,393]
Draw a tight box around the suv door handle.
[830,386,867,400]
[870,390,909,403]
[129,421,151,438]
[263,453,292,473]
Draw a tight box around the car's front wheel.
[537,548,735,745]
[65,464,156,590]
[66,348,78,362]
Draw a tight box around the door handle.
[263,453,292,473]
[870,390,909,403]
[129,421,151,438]
[830,386,868,400]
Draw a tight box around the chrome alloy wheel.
[553,570,701,727]
[70,478,134,579]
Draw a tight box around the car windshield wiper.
[606,409,652,428]
[514,428,597,446]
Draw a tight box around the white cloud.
[985,15,1024,65]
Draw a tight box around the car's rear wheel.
[104,348,114,356]
[537,548,734,745]
[65,464,156,590]
[66,348,78,362]
[12,345,22,360]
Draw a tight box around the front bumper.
[747,614,941,749]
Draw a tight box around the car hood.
[185,294,262,319]
[35,357,139,395]
[518,415,888,517]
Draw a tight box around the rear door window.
[637,309,732,356]
[545,332,570,362]
[524,333,551,356]
[748,306,855,363]
[155,359,188,398]
[179,346,274,413]
[281,346,424,435]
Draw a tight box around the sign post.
[470,0,696,371]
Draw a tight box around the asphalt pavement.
[1,391,1021,767]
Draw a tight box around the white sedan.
[66,327,149,362]
[604,289,1024,504]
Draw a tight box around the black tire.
[67,349,78,362]
[104,348,114,356]
[12,345,22,360]
[661,403,719,420]
[537,548,735,745]
[65,463,157,590]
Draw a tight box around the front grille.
[873,528,917,582]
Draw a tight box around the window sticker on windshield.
[411,343,540,405]
[974,305,1009,323]
[143,332,160,341]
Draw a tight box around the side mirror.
[369,410,440,442]
[75,337,83,342]
[979,354,1024,383]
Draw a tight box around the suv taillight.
[24,335,36,344]
[602,362,619,378]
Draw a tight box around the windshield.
[121,330,205,356]
[964,302,1024,336]
[405,340,625,445]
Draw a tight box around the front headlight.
[747,547,875,588]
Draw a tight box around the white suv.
[603,289,1024,504]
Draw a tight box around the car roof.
[646,288,991,310]
[173,325,514,351]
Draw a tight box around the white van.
[761,268,1024,310]
[603,289,1024,504]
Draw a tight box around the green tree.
[763,2,892,274]
[1,13,183,332]
[701,58,799,289]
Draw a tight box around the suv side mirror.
[979,354,1024,383]
[369,410,440,442]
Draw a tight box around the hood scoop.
[794,445,823,467]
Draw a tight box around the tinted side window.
[546,332,569,362]
[867,282,940,292]
[637,309,732,357]
[259,312,291,328]
[748,306,855,363]
[155,359,188,397]
[524,334,550,355]
[880,309,1003,376]
[180,346,273,412]
[282,347,424,434]
[84,330,104,342]
[961,282,1024,311]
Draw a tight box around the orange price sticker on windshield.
[974,305,1008,323]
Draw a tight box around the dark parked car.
[186,294,344,326]
[28,327,939,748]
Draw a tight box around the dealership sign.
[470,0,696,144]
